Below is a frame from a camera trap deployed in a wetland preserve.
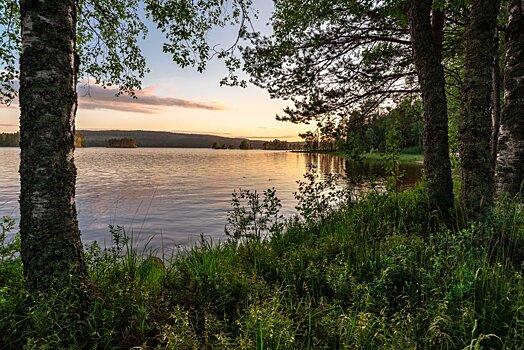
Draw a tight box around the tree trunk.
[460,0,501,215]
[496,0,524,196]
[19,0,88,293]
[491,29,502,168]
[407,0,454,218]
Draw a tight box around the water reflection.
[0,148,422,251]
[303,152,422,192]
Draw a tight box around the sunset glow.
[0,2,311,142]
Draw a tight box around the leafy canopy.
[1,0,258,102]
[145,0,255,87]
[0,0,148,103]
[241,0,417,124]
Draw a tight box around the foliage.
[145,0,253,85]
[0,0,149,103]
[238,139,251,150]
[294,164,352,223]
[384,118,406,194]
[0,1,19,104]
[1,187,524,348]
[76,0,149,95]
[262,139,289,150]
[0,217,23,349]
[242,0,416,124]
[225,188,283,240]
[74,132,87,148]
[298,97,424,155]
[0,216,18,260]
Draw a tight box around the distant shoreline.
[1,130,306,149]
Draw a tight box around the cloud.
[77,83,225,113]
[2,79,225,114]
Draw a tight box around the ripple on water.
[0,148,421,250]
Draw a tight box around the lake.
[0,148,421,252]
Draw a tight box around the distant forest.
[106,137,137,148]
[78,130,269,148]
[0,132,19,146]
[0,130,306,149]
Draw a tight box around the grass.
[359,152,423,162]
[0,187,523,349]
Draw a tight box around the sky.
[0,1,310,141]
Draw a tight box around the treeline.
[299,98,423,153]
[0,132,19,146]
[74,133,87,148]
[262,139,306,150]
[79,130,266,148]
[212,139,306,150]
[106,138,137,148]
[212,140,256,149]
[262,139,287,150]
[212,141,239,149]
[0,132,89,148]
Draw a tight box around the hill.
[78,130,267,148]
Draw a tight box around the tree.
[75,132,87,148]
[2,0,148,293]
[145,0,252,85]
[491,28,503,166]
[407,0,455,217]
[242,1,416,123]
[496,0,524,196]
[239,139,251,149]
[238,0,455,217]
[460,0,501,214]
[11,0,251,294]
[19,0,89,293]
[262,139,289,150]
[299,130,319,151]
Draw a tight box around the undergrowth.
[0,186,523,349]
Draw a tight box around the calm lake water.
[0,148,421,252]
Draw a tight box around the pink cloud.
[77,83,225,113]
[2,80,226,114]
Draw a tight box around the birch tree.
[1,0,147,293]
[460,0,501,215]
[496,0,524,196]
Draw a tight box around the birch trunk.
[460,0,500,215]
[496,0,524,196]
[491,30,502,167]
[19,0,88,293]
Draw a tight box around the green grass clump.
[1,188,523,349]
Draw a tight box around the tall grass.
[0,187,523,349]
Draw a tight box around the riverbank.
[1,187,522,348]
[359,152,424,162]
[293,150,424,163]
